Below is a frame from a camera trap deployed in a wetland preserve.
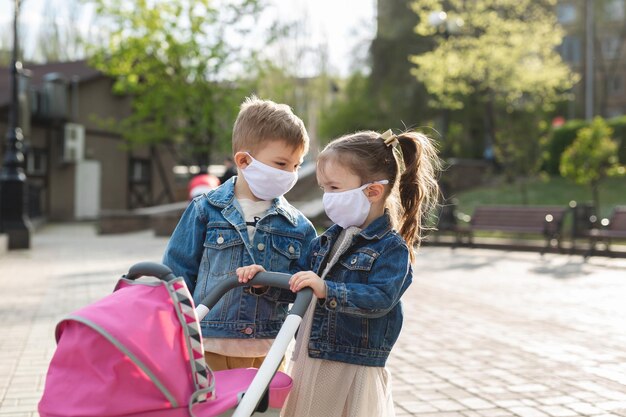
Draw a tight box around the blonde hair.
[232,96,309,154]
[318,130,441,259]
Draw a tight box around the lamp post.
[0,0,32,249]
[427,11,463,141]
[584,0,594,120]
[428,10,496,163]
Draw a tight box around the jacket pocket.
[339,249,377,271]
[270,235,302,272]
[201,228,244,279]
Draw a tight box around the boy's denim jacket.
[269,213,412,367]
[162,177,317,339]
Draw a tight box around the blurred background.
[0,0,625,249]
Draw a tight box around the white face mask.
[240,153,298,200]
[322,180,389,228]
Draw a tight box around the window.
[129,158,151,184]
[26,148,47,176]
[559,35,582,64]
[601,36,622,60]
[557,3,577,24]
[607,75,624,96]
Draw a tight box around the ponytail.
[395,132,441,257]
[317,129,441,259]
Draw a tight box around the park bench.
[455,205,567,253]
[567,200,598,253]
[586,206,626,257]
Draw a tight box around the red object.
[188,174,220,199]
[552,116,565,128]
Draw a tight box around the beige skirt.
[281,301,395,417]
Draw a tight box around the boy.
[163,96,316,371]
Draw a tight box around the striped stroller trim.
[167,279,214,403]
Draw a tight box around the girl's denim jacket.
[162,177,317,340]
[269,213,412,367]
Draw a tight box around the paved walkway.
[1,224,626,417]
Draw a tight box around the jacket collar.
[206,176,298,226]
[359,211,393,240]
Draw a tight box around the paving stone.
[538,405,579,417]
[2,227,626,416]
[566,402,607,415]
[508,406,550,417]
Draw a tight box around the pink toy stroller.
[38,262,312,417]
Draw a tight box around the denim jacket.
[162,177,317,339]
[269,212,412,367]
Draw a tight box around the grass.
[452,176,626,220]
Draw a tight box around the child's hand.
[236,264,266,286]
[289,271,326,299]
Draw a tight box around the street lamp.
[428,10,496,163]
[428,11,464,39]
[584,0,594,120]
[427,11,464,141]
[0,0,32,249]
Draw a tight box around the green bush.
[609,115,626,163]
[543,116,626,175]
[543,119,587,175]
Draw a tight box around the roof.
[0,60,103,109]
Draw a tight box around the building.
[0,60,180,222]
[557,0,626,118]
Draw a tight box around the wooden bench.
[587,206,626,257]
[455,205,567,252]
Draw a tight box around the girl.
[237,129,441,417]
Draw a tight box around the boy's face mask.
[240,153,298,200]
[322,180,388,228]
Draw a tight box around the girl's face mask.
[241,153,298,200]
[322,180,388,228]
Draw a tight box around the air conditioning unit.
[62,123,85,163]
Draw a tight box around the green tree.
[87,0,261,167]
[410,0,578,183]
[560,117,625,213]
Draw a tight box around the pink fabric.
[38,280,293,417]
[193,369,293,416]
[39,282,193,416]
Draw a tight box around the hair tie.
[381,129,405,174]
[381,129,399,148]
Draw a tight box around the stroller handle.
[125,262,177,282]
[123,262,312,318]
[199,272,313,319]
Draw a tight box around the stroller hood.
[39,277,211,417]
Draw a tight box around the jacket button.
[350,257,357,265]
[244,327,253,335]
[329,299,337,308]
[257,243,265,251]
[313,252,318,256]
[217,236,224,244]
[288,245,295,254]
